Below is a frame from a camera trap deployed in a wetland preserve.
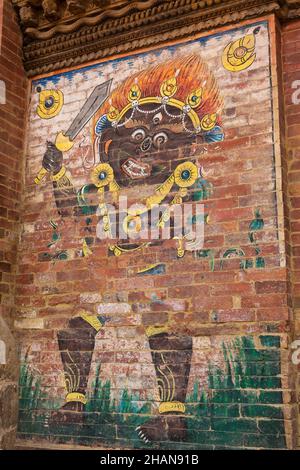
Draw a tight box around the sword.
[35,79,113,185]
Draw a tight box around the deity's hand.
[42,141,63,175]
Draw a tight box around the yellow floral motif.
[91,163,114,188]
[160,77,178,98]
[107,105,120,122]
[222,32,257,72]
[201,113,217,131]
[174,162,198,188]
[36,89,64,119]
[187,88,203,109]
[128,83,142,102]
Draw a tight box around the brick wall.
[282,18,300,449]
[0,0,28,450]
[14,17,298,450]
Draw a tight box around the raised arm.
[42,141,79,217]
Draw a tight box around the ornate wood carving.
[13,0,163,37]
[11,0,300,77]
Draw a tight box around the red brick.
[213,309,256,322]
[211,282,254,296]
[193,296,233,310]
[242,294,287,308]
[255,281,287,294]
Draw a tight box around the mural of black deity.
[41,55,224,444]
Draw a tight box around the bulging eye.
[131,129,146,142]
[153,132,168,148]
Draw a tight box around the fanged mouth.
[122,158,151,180]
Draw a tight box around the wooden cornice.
[11,0,300,77]
[13,1,165,40]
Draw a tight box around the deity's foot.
[136,415,187,444]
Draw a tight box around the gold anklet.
[65,392,87,405]
[159,401,186,414]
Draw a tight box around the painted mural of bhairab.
[35,53,225,444]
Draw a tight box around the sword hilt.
[55,132,75,152]
[34,132,75,185]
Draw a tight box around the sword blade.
[65,79,113,141]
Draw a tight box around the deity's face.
[97,103,198,190]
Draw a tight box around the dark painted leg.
[137,331,193,444]
[50,313,105,424]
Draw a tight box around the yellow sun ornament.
[107,105,120,122]
[36,89,64,119]
[187,88,203,109]
[160,77,178,98]
[201,113,217,132]
[129,83,142,102]
[174,162,198,188]
[222,30,257,72]
[91,163,114,188]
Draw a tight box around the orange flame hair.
[94,54,223,132]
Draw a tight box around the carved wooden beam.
[12,0,164,38]
[11,0,300,77]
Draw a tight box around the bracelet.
[52,166,66,182]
